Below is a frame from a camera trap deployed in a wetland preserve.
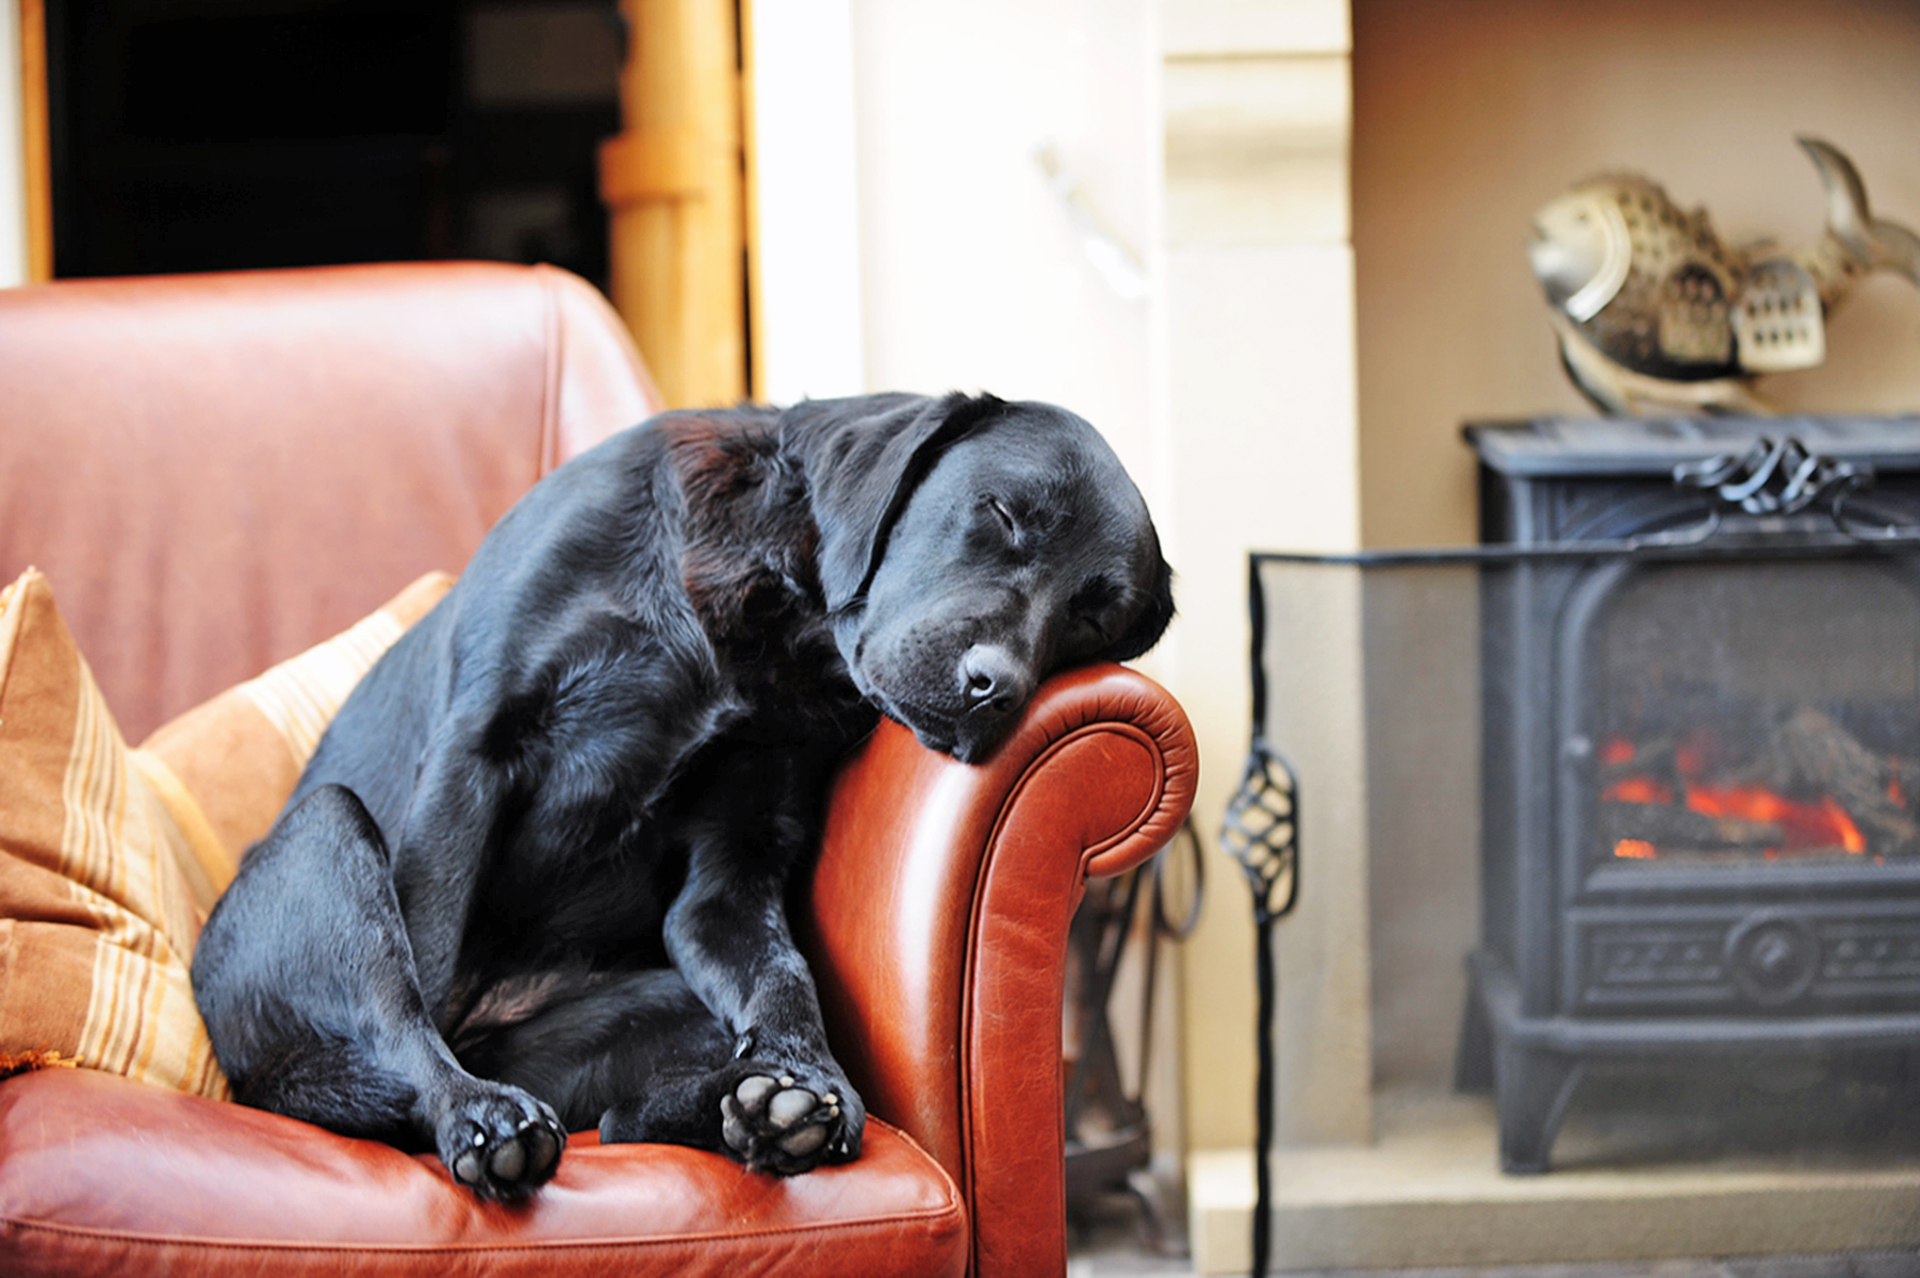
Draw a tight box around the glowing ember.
[1606,771,1872,860]
[1682,784,1865,854]
[1601,710,1910,862]
[1824,796,1869,855]
[1603,776,1672,805]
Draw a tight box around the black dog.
[190,392,1173,1198]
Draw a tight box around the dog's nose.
[959,644,1030,717]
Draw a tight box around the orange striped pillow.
[0,568,452,1098]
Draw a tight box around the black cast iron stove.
[1456,415,1920,1173]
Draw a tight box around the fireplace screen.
[1226,420,1920,1176]
[1241,535,1920,1173]
[1582,557,1920,871]
[1228,420,1920,1174]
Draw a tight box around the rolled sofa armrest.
[801,662,1198,1278]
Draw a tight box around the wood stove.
[1457,416,1920,1173]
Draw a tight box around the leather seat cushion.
[0,1068,968,1277]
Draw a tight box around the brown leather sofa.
[0,262,1197,1276]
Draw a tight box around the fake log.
[1599,705,1918,859]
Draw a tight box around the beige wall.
[1353,0,1920,1092]
[1354,0,1920,550]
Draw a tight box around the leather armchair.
[0,262,1197,1276]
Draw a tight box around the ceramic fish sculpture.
[1528,137,1920,415]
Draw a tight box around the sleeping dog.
[190,391,1174,1198]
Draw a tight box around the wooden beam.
[600,0,746,410]
[19,0,51,282]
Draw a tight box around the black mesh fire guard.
[1229,416,1920,1209]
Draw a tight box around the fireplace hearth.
[1456,416,1920,1173]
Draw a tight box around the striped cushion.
[0,568,453,1098]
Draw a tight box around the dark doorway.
[46,0,621,290]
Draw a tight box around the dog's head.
[784,392,1174,763]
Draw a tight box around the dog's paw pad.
[720,1071,854,1174]
[439,1087,566,1200]
[777,1121,829,1158]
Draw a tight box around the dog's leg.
[384,730,513,1024]
[192,785,567,1199]
[612,816,865,1173]
[456,967,784,1151]
[603,1055,854,1172]
[456,961,855,1173]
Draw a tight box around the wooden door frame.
[17,0,50,281]
[599,0,749,410]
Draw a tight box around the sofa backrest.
[0,262,662,740]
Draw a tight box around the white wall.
[1,0,28,288]
[844,0,1158,493]
[752,0,1159,489]
[833,0,1192,1160]
[747,0,868,403]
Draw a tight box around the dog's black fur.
[190,392,1173,1198]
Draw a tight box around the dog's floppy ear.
[1103,551,1176,664]
[782,391,1007,612]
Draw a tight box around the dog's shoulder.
[653,407,789,497]
[640,410,822,633]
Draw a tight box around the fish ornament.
[1528,137,1920,415]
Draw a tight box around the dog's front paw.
[434,1080,566,1200]
[721,1067,864,1175]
